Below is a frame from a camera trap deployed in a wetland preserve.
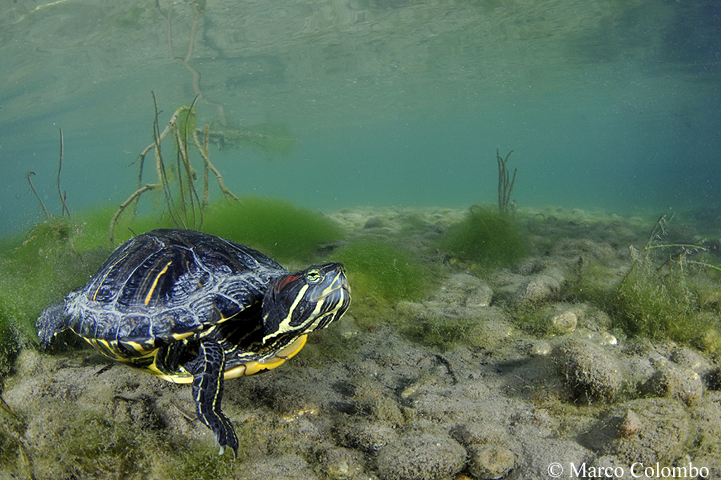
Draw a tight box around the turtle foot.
[191,340,239,457]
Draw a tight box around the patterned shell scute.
[71,229,284,345]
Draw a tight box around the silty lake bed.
[1,204,720,479]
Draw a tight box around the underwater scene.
[1,0,721,478]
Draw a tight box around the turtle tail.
[191,339,239,457]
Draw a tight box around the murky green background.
[1,0,719,236]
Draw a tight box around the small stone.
[550,311,577,334]
[454,422,511,447]
[467,445,516,480]
[335,421,398,454]
[706,367,721,390]
[618,409,642,437]
[556,338,623,402]
[529,341,552,357]
[670,347,711,374]
[376,433,467,480]
[318,446,365,479]
[364,216,389,229]
[513,275,560,306]
[645,365,704,406]
[465,284,494,307]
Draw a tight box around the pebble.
[617,409,642,437]
[556,338,623,402]
[376,432,467,480]
[465,284,494,307]
[513,275,560,306]
[467,445,515,480]
[550,311,577,334]
[644,365,704,406]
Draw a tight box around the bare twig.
[56,127,70,217]
[26,172,51,220]
[110,94,239,246]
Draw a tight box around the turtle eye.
[306,269,322,284]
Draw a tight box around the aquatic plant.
[496,148,517,216]
[0,219,108,349]
[25,128,71,221]
[611,215,721,350]
[435,206,527,269]
[330,237,432,307]
[201,196,345,262]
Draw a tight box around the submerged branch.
[56,128,70,217]
[25,172,51,220]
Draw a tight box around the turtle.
[36,228,351,456]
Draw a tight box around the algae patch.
[331,237,432,307]
[436,207,527,269]
[0,217,110,354]
[202,196,345,262]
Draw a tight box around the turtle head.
[261,263,351,343]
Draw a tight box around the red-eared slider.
[36,229,351,456]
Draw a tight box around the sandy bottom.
[1,205,720,479]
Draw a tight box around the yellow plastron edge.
[155,334,309,384]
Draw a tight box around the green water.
[0,0,719,235]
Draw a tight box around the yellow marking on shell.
[84,337,120,360]
[122,339,155,354]
[145,261,172,306]
[91,253,129,302]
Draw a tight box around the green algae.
[606,217,721,353]
[331,237,432,308]
[202,196,344,262]
[0,217,109,353]
[436,207,527,269]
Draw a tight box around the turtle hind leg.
[191,339,239,457]
[36,301,69,347]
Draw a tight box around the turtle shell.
[63,229,286,361]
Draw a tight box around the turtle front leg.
[191,339,238,456]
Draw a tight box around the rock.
[376,432,467,480]
[454,422,512,447]
[453,423,516,478]
[465,284,494,307]
[513,275,560,306]
[529,340,552,357]
[467,445,515,479]
[556,338,623,402]
[599,398,691,465]
[244,453,319,479]
[706,367,721,390]
[335,421,398,454]
[317,446,366,480]
[669,347,712,375]
[617,409,642,437]
[364,216,390,229]
[644,365,704,406]
[550,311,577,334]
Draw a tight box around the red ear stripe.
[274,275,300,292]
